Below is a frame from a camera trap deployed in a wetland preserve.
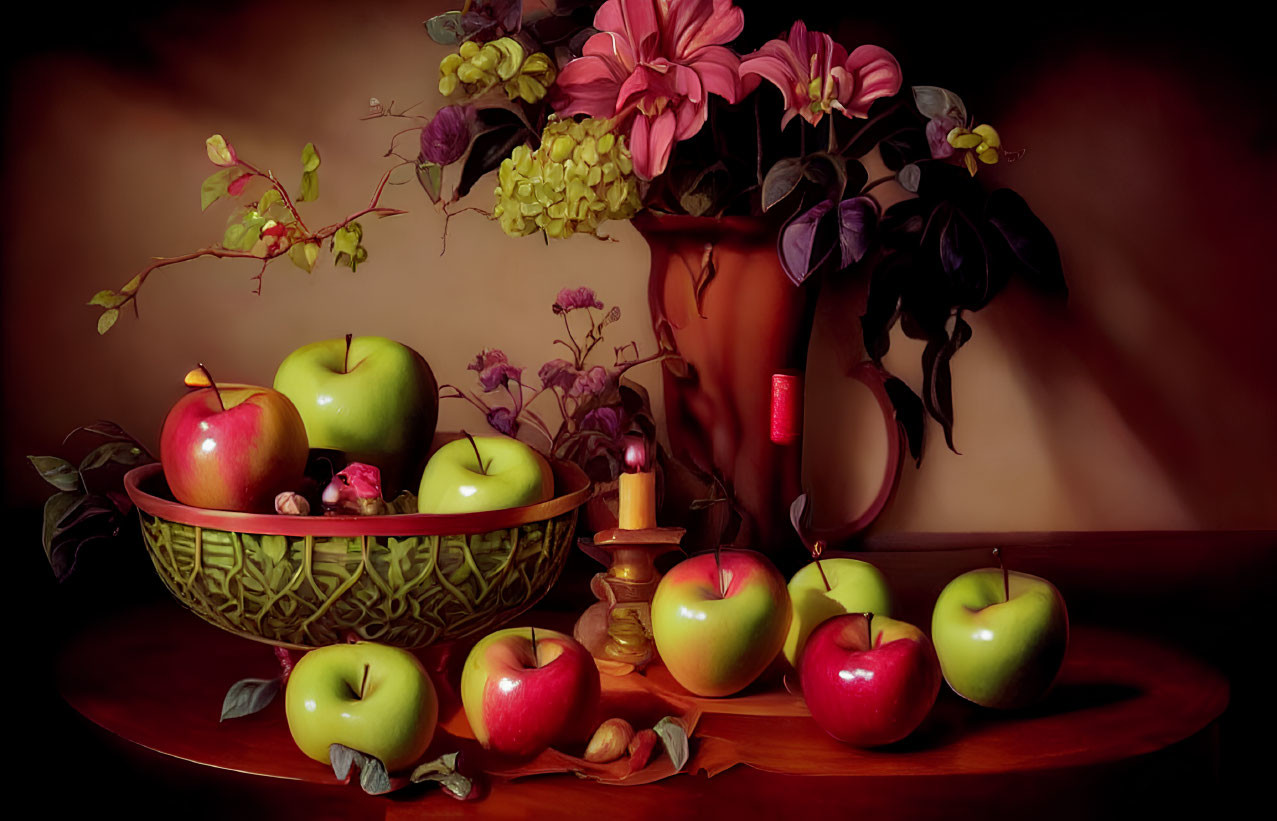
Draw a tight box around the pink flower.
[469,348,523,392]
[569,365,610,398]
[553,286,604,313]
[551,0,746,180]
[739,21,902,129]
[538,358,578,391]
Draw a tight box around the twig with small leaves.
[88,135,409,334]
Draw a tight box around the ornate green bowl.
[123,461,590,650]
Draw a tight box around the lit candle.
[618,437,656,530]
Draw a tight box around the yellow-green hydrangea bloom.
[494,118,641,239]
[439,38,527,98]
[505,52,557,103]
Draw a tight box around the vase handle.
[806,362,905,543]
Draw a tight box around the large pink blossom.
[739,21,902,130]
[551,0,746,180]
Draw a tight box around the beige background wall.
[4,1,1275,532]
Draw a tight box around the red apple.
[460,627,600,758]
[650,549,792,697]
[159,372,309,512]
[799,612,941,747]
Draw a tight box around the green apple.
[284,642,438,772]
[931,565,1069,709]
[273,335,438,494]
[782,557,893,669]
[417,435,554,514]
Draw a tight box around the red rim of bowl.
[124,461,592,537]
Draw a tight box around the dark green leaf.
[761,157,804,213]
[860,253,905,364]
[79,442,149,472]
[456,122,531,199]
[330,744,393,795]
[677,161,731,217]
[220,677,282,721]
[879,128,930,172]
[42,491,85,561]
[28,456,82,492]
[921,314,973,453]
[66,420,133,443]
[802,152,850,201]
[425,11,467,44]
[883,376,925,465]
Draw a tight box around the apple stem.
[530,626,539,668]
[344,333,353,374]
[994,547,1008,603]
[461,430,488,475]
[197,363,225,411]
[864,612,874,649]
[812,540,831,593]
[714,545,724,599]
[359,663,370,699]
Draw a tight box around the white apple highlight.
[839,668,875,683]
[678,605,708,621]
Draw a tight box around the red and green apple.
[460,627,600,758]
[273,335,438,494]
[159,371,308,512]
[783,557,893,669]
[931,556,1069,709]
[799,612,941,747]
[650,549,792,697]
[284,641,438,772]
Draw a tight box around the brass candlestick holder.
[574,524,684,676]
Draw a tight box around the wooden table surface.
[56,600,1228,819]
[23,527,1272,819]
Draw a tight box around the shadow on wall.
[978,50,1277,528]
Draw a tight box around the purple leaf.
[420,105,473,166]
[538,358,577,391]
[778,200,835,285]
[486,406,518,436]
[986,189,1067,298]
[838,196,879,268]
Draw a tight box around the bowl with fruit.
[123,335,592,650]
